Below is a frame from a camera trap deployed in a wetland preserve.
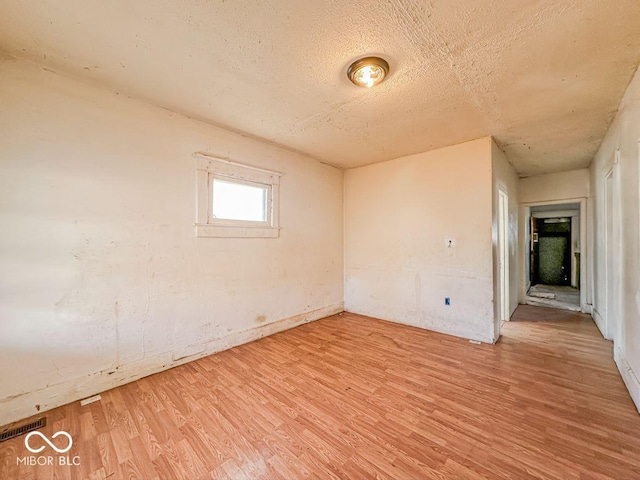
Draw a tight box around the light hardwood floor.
[1,306,639,479]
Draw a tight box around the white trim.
[579,198,587,312]
[344,307,495,344]
[498,188,509,324]
[592,306,606,338]
[195,224,280,238]
[614,346,640,413]
[194,154,281,238]
[603,165,621,342]
[603,167,613,340]
[0,303,344,426]
[193,152,282,177]
[195,167,209,225]
[531,210,579,219]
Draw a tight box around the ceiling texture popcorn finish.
[0,0,639,175]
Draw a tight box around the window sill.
[195,224,280,238]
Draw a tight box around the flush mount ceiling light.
[347,56,389,88]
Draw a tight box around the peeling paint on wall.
[0,58,344,426]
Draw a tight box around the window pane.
[212,179,267,222]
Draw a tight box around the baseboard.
[614,346,640,414]
[0,303,343,426]
[344,308,494,344]
[592,307,607,339]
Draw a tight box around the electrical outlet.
[445,297,450,306]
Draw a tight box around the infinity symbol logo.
[25,431,73,454]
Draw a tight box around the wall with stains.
[590,63,640,412]
[344,138,496,343]
[519,169,590,204]
[0,55,344,425]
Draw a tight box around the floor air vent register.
[0,417,46,443]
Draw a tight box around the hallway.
[525,284,581,312]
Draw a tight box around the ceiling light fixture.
[347,56,389,88]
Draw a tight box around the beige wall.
[491,139,519,334]
[0,56,344,425]
[590,64,640,412]
[519,169,590,203]
[344,138,496,343]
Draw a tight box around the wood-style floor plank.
[1,305,639,479]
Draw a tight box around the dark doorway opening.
[531,217,571,286]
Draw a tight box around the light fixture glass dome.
[347,57,389,88]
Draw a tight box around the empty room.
[1,1,640,479]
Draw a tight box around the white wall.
[591,64,640,412]
[0,55,344,425]
[344,138,496,343]
[519,169,590,203]
[491,139,519,334]
[518,169,591,304]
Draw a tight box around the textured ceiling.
[0,1,639,175]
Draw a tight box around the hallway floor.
[526,284,581,312]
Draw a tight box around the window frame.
[194,153,281,238]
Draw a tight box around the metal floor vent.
[0,417,46,443]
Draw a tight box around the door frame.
[603,165,620,341]
[498,188,510,322]
[520,197,588,312]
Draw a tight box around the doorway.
[525,202,582,311]
[533,217,571,286]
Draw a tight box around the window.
[212,178,268,223]
[194,153,281,238]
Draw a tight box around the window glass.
[212,178,267,222]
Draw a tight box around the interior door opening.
[525,202,581,312]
